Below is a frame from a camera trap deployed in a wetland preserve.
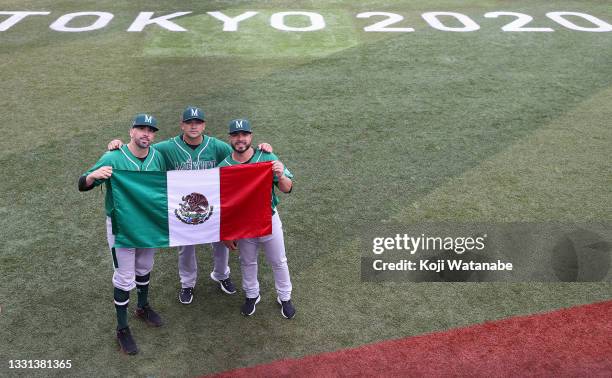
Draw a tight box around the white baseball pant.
[238,211,292,301]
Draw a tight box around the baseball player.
[107,106,273,305]
[219,119,296,319]
[79,114,166,355]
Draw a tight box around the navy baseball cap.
[132,113,158,131]
[182,106,205,122]
[228,119,252,134]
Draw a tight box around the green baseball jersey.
[219,148,293,211]
[154,134,232,171]
[82,145,166,216]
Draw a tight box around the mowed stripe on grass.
[210,300,612,377]
[395,84,612,223]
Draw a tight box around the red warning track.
[211,300,612,377]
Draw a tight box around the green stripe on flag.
[110,170,169,248]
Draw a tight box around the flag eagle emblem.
[175,192,214,225]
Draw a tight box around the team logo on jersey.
[175,192,213,225]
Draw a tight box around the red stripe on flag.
[209,300,612,377]
[219,162,273,240]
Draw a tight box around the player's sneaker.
[135,304,164,327]
[210,272,237,295]
[179,287,194,304]
[116,327,138,355]
[277,297,296,319]
[241,295,261,316]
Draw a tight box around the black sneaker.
[277,297,296,319]
[210,272,237,295]
[116,327,138,355]
[135,304,163,327]
[179,287,194,304]
[241,295,261,316]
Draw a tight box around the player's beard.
[231,140,251,153]
[135,138,150,148]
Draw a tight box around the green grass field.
[1,1,611,376]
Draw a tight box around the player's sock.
[114,287,129,330]
[136,273,150,308]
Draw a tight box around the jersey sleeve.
[82,152,113,187]
[214,139,233,164]
[152,139,176,169]
[152,139,171,158]
[274,165,294,185]
[152,139,170,152]
[155,148,168,172]
[266,152,294,184]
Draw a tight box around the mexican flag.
[109,162,273,248]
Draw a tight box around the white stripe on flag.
[167,169,221,247]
